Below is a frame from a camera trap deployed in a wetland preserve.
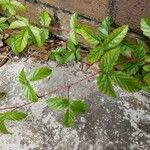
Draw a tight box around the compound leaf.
[18,68,29,86]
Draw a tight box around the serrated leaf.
[19,68,38,102]
[77,24,100,45]
[10,0,26,11]
[145,55,150,62]
[100,48,120,72]
[19,68,29,86]
[143,65,150,72]
[7,36,19,55]
[0,120,10,134]
[70,100,86,114]
[29,26,42,47]
[22,83,38,102]
[15,29,29,53]
[144,73,150,85]
[47,97,69,110]
[103,25,128,50]
[87,25,128,64]
[4,111,27,121]
[70,13,78,29]
[98,16,111,38]
[9,20,28,29]
[40,11,51,27]
[111,71,141,92]
[133,39,147,60]
[40,28,49,44]
[141,17,150,38]
[29,67,52,81]
[63,109,75,127]
[70,29,78,45]
[97,73,116,97]
[67,40,76,51]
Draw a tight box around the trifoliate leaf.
[63,108,75,127]
[15,29,29,53]
[70,100,86,114]
[4,111,27,121]
[39,11,51,27]
[47,97,69,110]
[111,71,141,92]
[97,73,116,97]
[29,67,52,81]
[100,48,120,72]
[143,65,150,72]
[76,24,100,45]
[0,121,10,134]
[141,17,150,38]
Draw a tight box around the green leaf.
[98,16,111,38]
[29,67,52,81]
[87,25,128,64]
[4,111,27,121]
[40,28,49,44]
[18,68,29,86]
[103,25,128,50]
[67,40,76,51]
[145,55,150,62]
[22,84,38,102]
[133,39,147,60]
[7,36,19,55]
[111,71,141,92]
[97,73,116,97]
[9,20,28,29]
[76,24,100,45]
[15,29,29,53]
[47,97,69,110]
[143,65,150,72]
[141,17,150,38]
[144,73,150,85]
[10,0,26,11]
[29,26,42,47]
[63,109,75,127]
[0,121,10,134]
[70,13,78,29]
[70,30,78,45]
[39,11,51,27]
[70,100,86,114]
[100,48,120,72]
[19,68,38,102]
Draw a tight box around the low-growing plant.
[0,0,149,134]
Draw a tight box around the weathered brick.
[41,0,109,20]
[115,0,150,31]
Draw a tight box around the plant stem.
[0,71,99,111]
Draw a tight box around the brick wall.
[18,0,150,39]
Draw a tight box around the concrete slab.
[0,59,149,150]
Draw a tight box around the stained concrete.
[0,58,149,150]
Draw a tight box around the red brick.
[41,0,109,20]
[115,0,150,31]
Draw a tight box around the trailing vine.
[0,0,149,134]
